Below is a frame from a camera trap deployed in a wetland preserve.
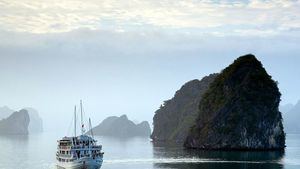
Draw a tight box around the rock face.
[24,108,43,133]
[0,106,43,133]
[90,115,151,138]
[0,109,30,135]
[282,101,300,133]
[151,74,217,143]
[184,54,285,150]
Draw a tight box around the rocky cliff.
[0,109,30,135]
[184,54,285,150]
[0,106,43,133]
[151,74,217,143]
[90,115,151,138]
[24,107,43,133]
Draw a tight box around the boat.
[56,100,104,169]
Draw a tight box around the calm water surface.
[0,133,299,169]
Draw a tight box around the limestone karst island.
[152,54,285,150]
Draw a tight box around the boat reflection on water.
[152,142,285,169]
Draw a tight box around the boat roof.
[58,134,94,142]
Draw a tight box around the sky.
[0,0,299,132]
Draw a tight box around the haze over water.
[0,1,300,169]
[0,0,300,132]
[0,133,299,169]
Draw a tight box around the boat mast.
[74,105,77,137]
[89,118,94,139]
[80,100,85,135]
[88,118,91,154]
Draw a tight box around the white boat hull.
[57,157,103,169]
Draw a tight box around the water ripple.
[104,158,282,164]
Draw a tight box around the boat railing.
[58,145,72,149]
[71,145,102,149]
[56,153,74,158]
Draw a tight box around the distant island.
[281,101,300,134]
[152,54,285,150]
[24,107,43,133]
[0,106,43,134]
[0,109,30,135]
[89,115,151,138]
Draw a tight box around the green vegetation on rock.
[184,54,285,150]
[151,74,217,143]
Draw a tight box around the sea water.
[0,133,299,169]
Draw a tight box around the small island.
[0,106,43,133]
[152,54,286,150]
[89,115,151,138]
[282,100,300,134]
[0,109,30,135]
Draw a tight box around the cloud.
[0,0,299,36]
